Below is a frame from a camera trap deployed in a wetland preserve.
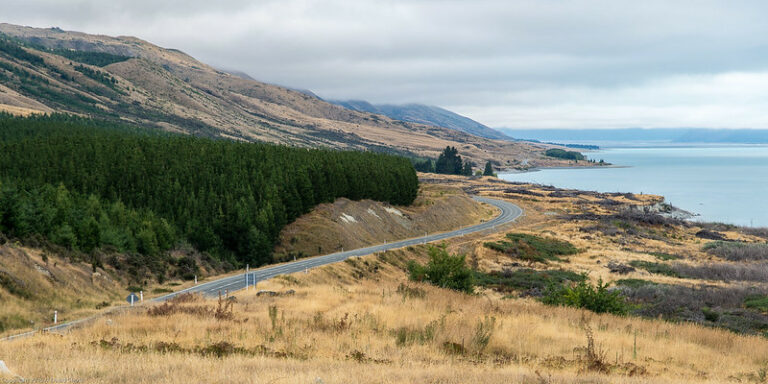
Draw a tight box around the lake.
[498,145,768,227]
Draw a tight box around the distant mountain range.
[501,128,768,145]
[331,100,511,140]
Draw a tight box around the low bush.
[695,230,727,241]
[628,260,684,278]
[542,278,629,315]
[649,252,681,261]
[618,283,768,334]
[474,268,585,293]
[744,295,768,312]
[606,261,635,274]
[407,244,474,294]
[671,262,768,282]
[484,233,579,263]
[615,279,657,289]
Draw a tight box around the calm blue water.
[499,146,768,227]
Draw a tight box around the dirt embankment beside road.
[273,184,496,261]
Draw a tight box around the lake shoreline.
[502,164,629,174]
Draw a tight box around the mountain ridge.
[331,99,511,140]
[0,23,563,168]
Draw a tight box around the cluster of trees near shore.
[544,148,585,161]
[414,146,496,177]
[0,114,419,276]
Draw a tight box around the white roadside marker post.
[53,310,57,325]
[194,275,197,285]
[140,291,144,302]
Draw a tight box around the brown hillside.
[274,184,496,260]
[0,23,569,168]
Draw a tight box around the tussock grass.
[5,247,768,383]
[704,241,768,261]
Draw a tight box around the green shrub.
[474,268,585,292]
[744,295,768,312]
[407,244,474,294]
[628,260,683,278]
[649,252,681,261]
[615,278,657,289]
[702,307,720,322]
[484,233,579,263]
[542,278,629,315]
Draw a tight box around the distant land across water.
[501,128,768,146]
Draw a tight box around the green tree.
[435,146,463,175]
[483,161,494,176]
[462,161,473,176]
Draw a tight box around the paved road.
[156,196,521,299]
[2,196,521,340]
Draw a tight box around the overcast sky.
[5,0,768,129]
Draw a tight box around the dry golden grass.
[0,103,46,116]
[3,247,768,383]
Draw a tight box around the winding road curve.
[3,196,521,340]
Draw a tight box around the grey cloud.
[4,0,768,128]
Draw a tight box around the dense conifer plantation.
[0,114,419,272]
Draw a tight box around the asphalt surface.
[2,195,521,341]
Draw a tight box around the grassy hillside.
[5,177,768,382]
[5,215,768,382]
[0,23,565,168]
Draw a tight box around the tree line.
[414,146,495,177]
[0,114,419,275]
